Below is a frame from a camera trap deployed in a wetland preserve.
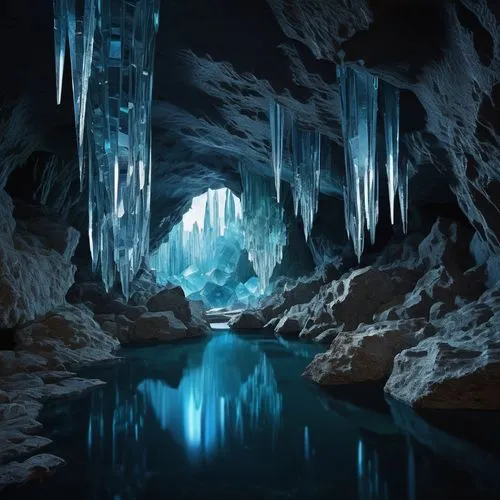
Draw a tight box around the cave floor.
[4,330,500,500]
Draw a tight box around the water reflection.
[15,332,500,500]
[137,334,283,462]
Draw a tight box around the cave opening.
[149,187,261,311]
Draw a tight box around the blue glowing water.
[6,331,500,499]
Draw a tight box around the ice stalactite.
[53,0,67,106]
[240,167,287,293]
[384,83,400,225]
[53,0,160,299]
[337,64,379,260]
[269,99,285,203]
[291,123,321,241]
[399,159,409,233]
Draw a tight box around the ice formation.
[269,99,285,203]
[52,0,160,299]
[384,83,400,225]
[149,189,259,309]
[240,167,287,293]
[291,123,322,240]
[337,64,379,260]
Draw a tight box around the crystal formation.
[240,167,287,292]
[53,0,160,299]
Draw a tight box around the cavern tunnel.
[1,0,500,498]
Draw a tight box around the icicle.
[384,83,400,225]
[399,159,409,233]
[269,99,284,203]
[291,122,321,240]
[53,0,67,105]
[337,64,379,260]
[54,0,160,299]
[239,167,286,292]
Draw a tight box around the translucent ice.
[240,167,287,293]
[384,83,400,225]
[269,99,285,203]
[337,64,379,260]
[52,0,161,299]
[291,123,321,240]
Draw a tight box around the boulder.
[385,289,500,409]
[275,313,304,336]
[228,310,265,330]
[0,453,66,491]
[133,311,190,342]
[146,286,192,323]
[304,319,426,385]
[14,305,119,371]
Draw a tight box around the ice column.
[337,64,379,259]
[269,99,285,203]
[240,167,286,292]
[291,124,321,241]
[384,83,400,225]
[53,0,160,299]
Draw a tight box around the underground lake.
[3,330,500,500]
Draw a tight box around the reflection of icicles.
[138,333,283,463]
[357,437,390,500]
[269,99,285,203]
[337,65,378,260]
[240,167,287,292]
[291,123,321,240]
[384,83,400,225]
[407,437,416,500]
[304,426,311,461]
[399,160,409,233]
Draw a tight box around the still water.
[5,330,500,499]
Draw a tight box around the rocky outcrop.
[91,286,210,344]
[228,310,265,330]
[385,289,500,409]
[0,371,104,491]
[304,319,426,385]
[0,190,78,329]
[3,305,120,375]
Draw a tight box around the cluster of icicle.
[149,189,240,280]
[269,101,321,242]
[240,167,287,293]
[269,65,409,261]
[52,0,160,298]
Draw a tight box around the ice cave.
[1,0,500,498]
